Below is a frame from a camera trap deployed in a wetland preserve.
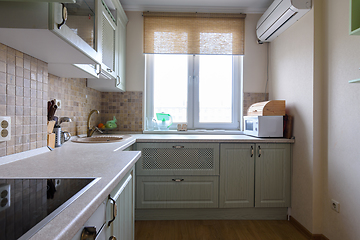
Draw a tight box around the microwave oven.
[243,116,283,137]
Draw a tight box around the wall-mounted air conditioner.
[256,0,312,43]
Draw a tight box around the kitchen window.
[143,12,245,130]
[145,54,242,130]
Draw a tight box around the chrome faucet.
[87,109,101,137]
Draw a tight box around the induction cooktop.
[0,178,99,240]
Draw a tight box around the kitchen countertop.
[0,135,140,240]
[0,133,294,239]
[134,133,295,143]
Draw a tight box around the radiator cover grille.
[142,148,214,170]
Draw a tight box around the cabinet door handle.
[172,145,184,149]
[81,226,96,240]
[107,195,117,226]
[57,3,68,29]
[172,179,184,182]
[258,146,262,157]
[250,146,254,157]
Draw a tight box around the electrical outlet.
[54,99,62,109]
[55,179,61,188]
[331,199,340,213]
[0,184,11,212]
[0,116,11,142]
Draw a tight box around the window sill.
[143,130,244,135]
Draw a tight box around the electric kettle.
[156,113,173,130]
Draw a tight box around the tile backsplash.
[0,43,143,157]
[48,74,102,136]
[243,92,269,116]
[100,92,143,132]
[0,43,48,156]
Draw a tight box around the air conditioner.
[256,0,312,43]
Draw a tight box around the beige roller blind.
[143,12,246,55]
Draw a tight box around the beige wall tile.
[1,43,144,156]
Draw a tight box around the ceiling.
[119,0,273,14]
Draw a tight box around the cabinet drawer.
[135,143,219,175]
[136,176,219,209]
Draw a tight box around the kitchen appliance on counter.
[244,116,283,137]
[0,178,98,240]
[244,100,286,137]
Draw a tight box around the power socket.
[54,99,62,109]
[0,184,11,212]
[331,199,340,213]
[54,179,61,188]
[0,116,11,142]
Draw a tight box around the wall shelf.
[350,0,360,35]
[349,79,360,83]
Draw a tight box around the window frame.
[145,54,243,130]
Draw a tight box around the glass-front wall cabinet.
[64,0,97,50]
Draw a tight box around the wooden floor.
[135,220,308,240]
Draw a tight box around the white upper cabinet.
[87,0,128,92]
[4,0,76,2]
[115,6,128,91]
[0,0,127,83]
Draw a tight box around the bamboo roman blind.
[143,12,246,55]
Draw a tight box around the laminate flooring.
[135,220,308,240]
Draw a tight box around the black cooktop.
[0,178,97,240]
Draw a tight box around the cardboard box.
[47,133,55,149]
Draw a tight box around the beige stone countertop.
[133,133,295,143]
[0,132,293,239]
[0,135,140,240]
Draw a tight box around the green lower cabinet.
[255,143,291,208]
[135,142,291,220]
[136,176,219,209]
[106,167,135,240]
[135,143,219,176]
[219,143,255,208]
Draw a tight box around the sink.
[72,135,130,143]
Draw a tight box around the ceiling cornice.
[122,5,267,14]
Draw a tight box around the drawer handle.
[258,146,262,157]
[172,145,184,149]
[172,179,184,182]
[108,195,117,226]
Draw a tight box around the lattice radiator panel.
[141,148,215,170]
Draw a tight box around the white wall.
[269,7,315,233]
[243,14,268,93]
[125,12,268,93]
[322,0,360,239]
[125,11,145,92]
[270,0,360,238]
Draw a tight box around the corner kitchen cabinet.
[71,167,135,240]
[135,143,220,209]
[219,143,291,208]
